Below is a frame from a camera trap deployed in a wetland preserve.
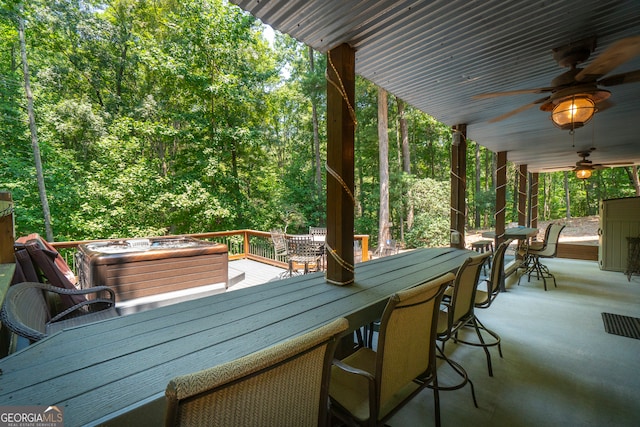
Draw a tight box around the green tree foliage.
[1,0,637,244]
[404,177,450,248]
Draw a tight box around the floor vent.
[602,313,640,340]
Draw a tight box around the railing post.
[360,236,369,262]
[243,230,250,259]
[0,192,15,263]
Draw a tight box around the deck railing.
[50,230,369,274]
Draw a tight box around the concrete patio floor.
[227,254,640,426]
[389,257,640,427]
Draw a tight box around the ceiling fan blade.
[472,87,553,100]
[541,166,581,173]
[576,36,640,82]
[487,96,549,123]
[599,69,640,86]
[596,99,614,112]
[602,161,637,166]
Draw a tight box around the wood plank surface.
[0,248,471,426]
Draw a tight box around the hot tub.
[76,237,228,310]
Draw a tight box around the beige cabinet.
[598,197,640,271]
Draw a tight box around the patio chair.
[270,229,288,260]
[470,239,494,275]
[453,239,512,376]
[329,273,454,427]
[435,252,490,408]
[0,281,117,347]
[164,317,348,427]
[11,246,41,285]
[518,223,565,291]
[15,233,76,284]
[270,229,297,279]
[16,234,87,310]
[287,235,321,274]
[309,226,327,239]
[309,227,327,269]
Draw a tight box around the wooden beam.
[495,152,507,246]
[450,125,466,249]
[0,192,14,264]
[518,164,527,226]
[326,44,355,286]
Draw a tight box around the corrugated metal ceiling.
[230,0,640,172]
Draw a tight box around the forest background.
[1,0,639,249]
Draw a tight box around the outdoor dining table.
[481,226,538,291]
[481,226,538,241]
[0,246,472,426]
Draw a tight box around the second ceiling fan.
[540,148,635,178]
[473,35,640,130]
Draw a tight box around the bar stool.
[471,239,493,275]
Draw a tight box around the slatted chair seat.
[287,235,321,274]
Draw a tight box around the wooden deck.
[227,258,285,290]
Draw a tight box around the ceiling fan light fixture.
[575,167,592,179]
[551,95,596,130]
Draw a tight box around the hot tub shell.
[76,237,229,304]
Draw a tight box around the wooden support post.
[450,125,467,249]
[518,164,527,226]
[0,192,15,264]
[530,173,539,230]
[1,192,16,356]
[495,152,507,247]
[326,44,355,286]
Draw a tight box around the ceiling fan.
[541,148,634,178]
[473,35,640,129]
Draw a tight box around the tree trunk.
[397,97,413,230]
[512,166,518,222]
[395,103,403,242]
[378,88,390,249]
[563,171,571,219]
[584,180,591,216]
[19,9,53,241]
[474,142,481,228]
[309,46,322,204]
[543,173,550,220]
[629,166,640,196]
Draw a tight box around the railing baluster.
[48,230,369,277]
